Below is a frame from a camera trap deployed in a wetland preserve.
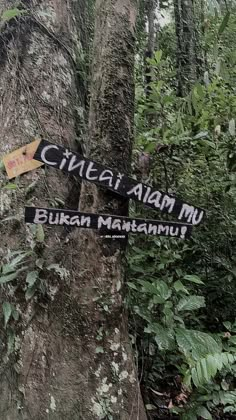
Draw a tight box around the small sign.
[25,207,193,239]
[3,140,43,179]
[33,140,205,225]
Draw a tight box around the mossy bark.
[0,0,147,418]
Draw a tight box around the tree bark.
[145,0,156,95]
[0,0,147,419]
[174,0,201,96]
[0,1,88,418]
[73,0,148,418]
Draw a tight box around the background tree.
[173,0,202,95]
[145,0,157,94]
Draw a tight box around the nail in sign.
[34,140,205,225]
[25,207,192,239]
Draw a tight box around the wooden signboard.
[33,140,205,226]
[25,207,192,239]
[3,140,43,179]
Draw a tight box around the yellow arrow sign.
[2,139,44,179]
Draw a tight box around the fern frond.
[189,353,236,387]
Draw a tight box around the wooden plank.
[33,140,205,225]
[25,207,193,240]
[2,140,44,179]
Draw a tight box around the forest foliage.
[127,1,236,418]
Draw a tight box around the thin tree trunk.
[145,0,156,95]
[0,0,147,418]
[174,0,201,96]
[155,0,160,51]
[200,0,208,70]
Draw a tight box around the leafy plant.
[0,8,27,23]
[129,11,236,415]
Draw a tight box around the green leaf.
[1,8,26,22]
[25,181,37,196]
[198,139,215,149]
[224,406,236,414]
[193,131,208,140]
[138,280,160,295]
[127,282,138,290]
[206,354,219,378]
[154,50,163,64]
[0,160,5,171]
[1,251,31,275]
[0,270,23,284]
[156,280,172,300]
[220,391,236,405]
[174,280,189,294]
[177,296,205,311]
[190,353,236,388]
[2,215,21,223]
[223,321,232,331]
[200,358,210,383]
[145,404,156,411]
[196,83,205,99]
[183,370,192,388]
[12,309,19,321]
[229,119,235,136]
[191,367,199,387]
[25,285,37,301]
[146,323,175,350]
[36,224,45,243]
[176,328,221,358]
[196,406,212,419]
[229,336,236,345]
[36,258,44,269]
[138,280,171,302]
[183,275,204,285]
[218,12,230,36]
[95,346,104,354]
[26,271,39,287]
[214,352,223,371]
[215,59,221,76]
[11,252,29,266]
[2,302,12,328]
[3,183,17,190]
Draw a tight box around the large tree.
[70,0,147,418]
[0,0,147,418]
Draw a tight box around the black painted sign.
[34,140,205,225]
[25,207,193,239]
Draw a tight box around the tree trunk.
[174,0,201,96]
[74,0,148,418]
[145,0,156,95]
[0,0,147,419]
